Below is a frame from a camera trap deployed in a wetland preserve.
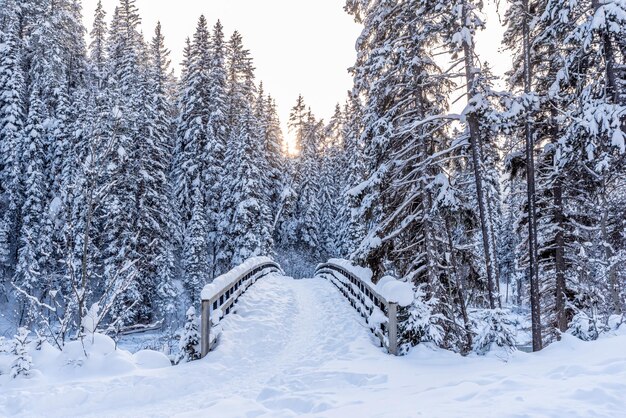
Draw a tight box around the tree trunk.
[445,218,473,353]
[522,0,543,351]
[554,175,567,333]
[461,26,498,310]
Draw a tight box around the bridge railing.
[315,260,401,355]
[200,257,282,357]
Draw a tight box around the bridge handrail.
[315,260,400,355]
[200,257,282,357]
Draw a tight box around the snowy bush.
[473,309,516,355]
[399,285,444,353]
[10,327,33,378]
[568,310,601,341]
[177,307,201,364]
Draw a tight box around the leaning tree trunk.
[460,17,499,310]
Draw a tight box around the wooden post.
[201,299,211,358]
[387,302,399,355]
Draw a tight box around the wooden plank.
[387,302,399,356]
[201,300,211,358]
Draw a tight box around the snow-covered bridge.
[199,257,413,358]
[1,258,625,417]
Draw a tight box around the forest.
[0,0,624,360]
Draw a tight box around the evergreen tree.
[103,0,145,325]
[10,327,32,378]
[177,306,200,363]
[139,22,176,318]
[205,20,229,278]
[174,16,212,285]
[15,90,47,322]
[0,0,25,285]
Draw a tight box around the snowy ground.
[1,273,625,417]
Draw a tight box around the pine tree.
[174,15,211,229]
[177,306,200,363]
[0,0,25,285]
[205,20,229,278]
[139,21,177,318]
[295,111,323,254]
[219,30,259,268]
[339,97,366,257]
[264,95,286,244]
[10,327,32,378]
[229,113,266,266]
[103,0,145,325]
[318,105,344,257]
[174,16,213,288]
[183,188,209,304]
[15,90,47,320]
[89,0,107,89]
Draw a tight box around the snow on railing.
[200,256,282,357]
[315,259,413,355]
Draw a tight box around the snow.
[200,256,278,300]
[612,128,625,153]
[132,350,172,369]
[326,258,373,282]
[1,273,625,417]
[324,259,413,307]
[375,275,414,306]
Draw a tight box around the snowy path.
[2,273,626,417]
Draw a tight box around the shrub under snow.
[399,285,444,353]
[568,310,601,341]
[177,306,201,364]
[473,309,516,355]
[10,327,33,379]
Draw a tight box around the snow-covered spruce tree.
[275,95,308,248]
[220,31,269,268]
[228,107,266,266]
[183,187,209,305]
[14,89,47,323]
[205,20,229,279]
[338,96,366,257]
[345,0,478,352]
[89,0,107,89]
[10,327,32,378]
[140,22,177,319]
[398,285,444,353]
[568,305,601,341]
[103,0,145,326]
[295,111,323,255]
[547,0,626,331]
[318,104,344,257]
[473,309,517,355]
[277,95,325,258]
[174,16,213,280]
[177,306,200,363]
[253,83,274,256]
[503,0,626,344]
[38,0,88,309]
[0,0,25,286]
[263,95,287,246]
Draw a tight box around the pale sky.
[81,0,362,143]
[81,0,510,143]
